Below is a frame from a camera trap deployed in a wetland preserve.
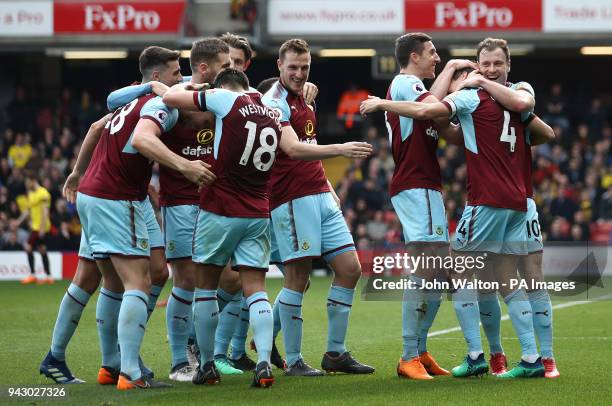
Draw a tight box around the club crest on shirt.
[301,241,310,251]
[139,239,149,250]
[435,225,444,236]
[197,129,214,145]
[167,241,175,252]
[304,120,315,137]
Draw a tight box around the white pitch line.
[428,294,612,338]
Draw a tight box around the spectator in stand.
[337,84,370,137]
[548,217,570,242]
[6,86,34,133]
[1,230,23,251]
[366,210,388,246]
[8,133,32,169]
[598,185,612,220]
[543,83,570,131]
[585,98,608,137]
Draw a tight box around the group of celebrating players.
[38,30,559,391]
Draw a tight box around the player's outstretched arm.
[63,113,112,203]
[360,96,449,120]
[458,75,534,113]
[162,83,207,111]
[526,114,555,145]
[279,125,372,161]
[132,119,216,187]
[107,81,169,111]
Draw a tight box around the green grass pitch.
[1,277,611,405]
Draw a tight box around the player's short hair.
[279,38,310,60]
[257,77,279,94]
[477,37,510,62]
[453,67,475,80]
[395,32,432,68]
[219,32,253,62]
[138,46,180,77]
[190,37,230,71]
[213,68,249,91]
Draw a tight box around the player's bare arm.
[131,118,216,187]
[162,83,208,110]
[458,74,535,113]
[279,125,372,161]
[527,115,555,145]
[63,113,112,203]
[429,59,477,100]
[361,96,449,120]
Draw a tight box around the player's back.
[200,89,282,218]
[443,88,527,211]
[80,94,175,201]
[385,74,441,196]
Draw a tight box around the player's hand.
[184,82,209,91]
[448,59,477,71]
[150,81,170,97]
[181,160,217,187]
[360,96,382,116]
[63,172,81,204]
[303,82,319,106]
[339,142,373,159]
[457,71,483,91]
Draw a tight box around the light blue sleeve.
[201,88,241,119]
[512,81,535,98]
[182,76,192,83]
[443,88,480,117]
[261,85,291,123]
[140,96,179,133]
[389,75,429,141]
[443,89,481,154]
[511,81,535,121]
[107,83,151,111]
[390,75,428,102]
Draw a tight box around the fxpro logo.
[84,4,161,31]
[435,2,513,28]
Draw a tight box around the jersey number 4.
[500,110,516,152]
[240,121,278,172]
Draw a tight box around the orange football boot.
[419,352,450,376]
[397,357,433,380]
[97,366,119,385]
[21,275,37,284]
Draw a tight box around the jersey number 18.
[240,121,278,172]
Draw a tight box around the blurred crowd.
[0,83,611,252]
[0,86,105,251]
